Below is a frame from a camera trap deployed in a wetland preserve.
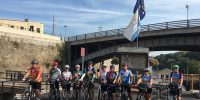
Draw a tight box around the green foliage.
[111,57,119,65]
[155,52,200,74]
[44,62,51,69]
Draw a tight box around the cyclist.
[22,60,43,100]
[47,61,61,97]
[117,63,133,100]
[99,65,108,96]
[106,64,118,100]
[61,65,72,93]
[72,64,85,88]
[170,65,183,100]
[137,68,153,100]
[84,61,96,100]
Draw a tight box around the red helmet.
[122,63,128,66]
[52,61,59,66]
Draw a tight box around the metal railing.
[66,19,200,42]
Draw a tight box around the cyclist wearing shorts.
[170,65,183,100]
[106,64,117,100]
[84,61,96,100]
[137,68,153,100]
[117,63,133,100]
[61,65,72,93]
[47,61,61,95]
[22,60,43,100]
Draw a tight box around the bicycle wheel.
[49,89,57,100]
[22,89,30,100]
[97,88,101,100]
[61,89,67,100]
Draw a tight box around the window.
[20,27,24,30]
[10,25,14,28]
[29,26,34,32]
[36,28,40,33]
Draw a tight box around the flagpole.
[137,35,139,48]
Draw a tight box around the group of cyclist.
[22,59,183,100]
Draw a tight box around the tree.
[149,57,159,71]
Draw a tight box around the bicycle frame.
[22,79,34,100]
[49,80,58,100]
[136,86,148,100]
[73,81,81,100]
[121,84,129,100]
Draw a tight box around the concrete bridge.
[65,19,200,65]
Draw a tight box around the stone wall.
[0,31,62,72]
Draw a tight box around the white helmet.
[144,68,150,71]
[64,65,70,69]
[75,64,80,68]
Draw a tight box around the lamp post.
[64,25,67,40]
[186,4,189,27]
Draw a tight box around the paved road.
[38,89,198,100]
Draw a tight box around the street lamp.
[186,4,189,27]
[64,25,68,40]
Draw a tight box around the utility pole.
[98,26,103,33]
[52,15,55,35]
[186,4,189,27]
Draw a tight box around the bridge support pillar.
[117,47,149,74]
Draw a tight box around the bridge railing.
[66,19,200,42]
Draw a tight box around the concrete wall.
[0,31,62,72]
[121,54,148,72]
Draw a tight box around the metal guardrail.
[66,19,200,42]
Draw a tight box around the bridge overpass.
[65,19,200,65]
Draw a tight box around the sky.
[0,0,200,56]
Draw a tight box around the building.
[0,19,43,33]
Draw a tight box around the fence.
[66,19,200,42]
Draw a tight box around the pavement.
[15,87,199,100]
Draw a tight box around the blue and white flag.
[123,0,145,42]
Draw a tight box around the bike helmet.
[88,61,93,65]
[75,64,80,68]
[122,63,128,66]
[52,61,59,66]
[172,64,179,69]
[110,64,115,69]
[144,68,150,71]
[102,65,107,68]
[31,60,38,65]
[64,65,70,69]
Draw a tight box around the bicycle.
[72,80,82,100]
[152,85,168,100]
[120,84,130,100]
[97,83,102,100]
[83,81,94,100]
[61,80,71,100]
[168,83,180,100]
[136,84,149,100]
[49,79,59,100]
[22,78,35,100]
[104,83,117,100]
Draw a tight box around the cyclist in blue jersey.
[117,63,133,100]
[170,65,183,100]
[84,61,96,100]
[137,68,153,100]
